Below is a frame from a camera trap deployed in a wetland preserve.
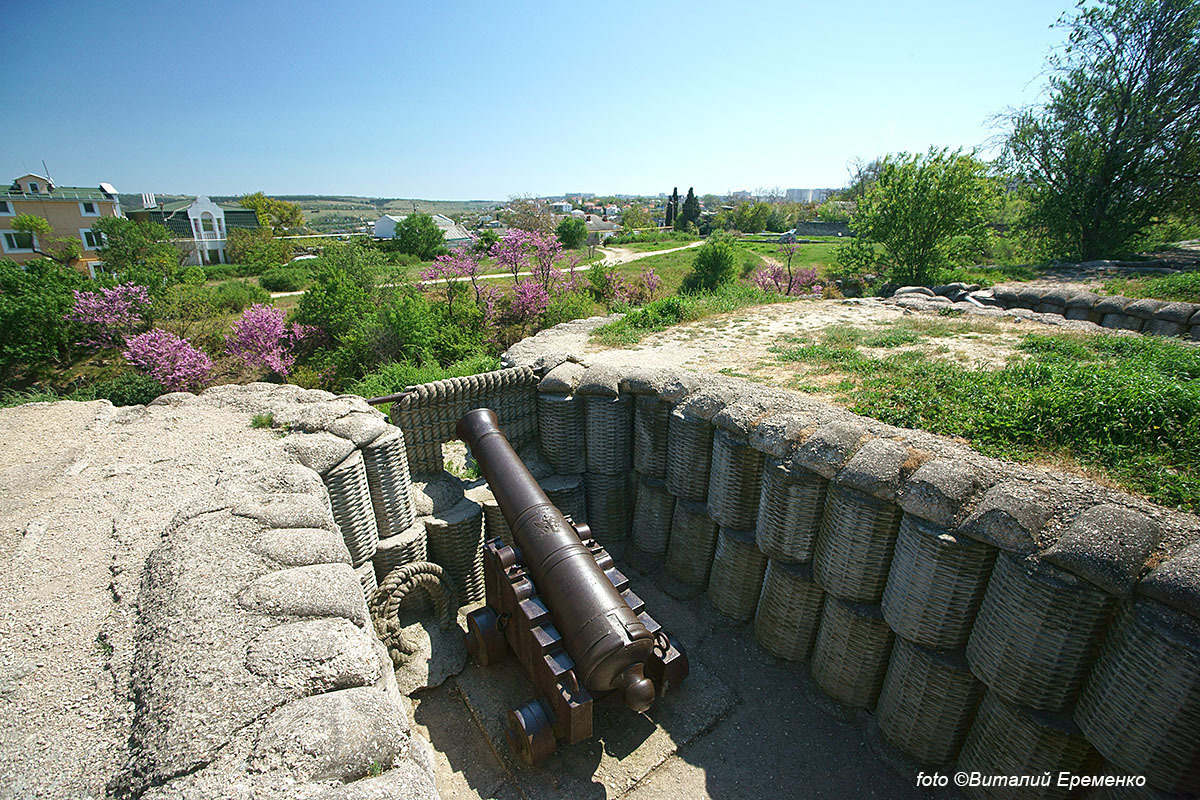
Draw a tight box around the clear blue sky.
[3,1,1066,200]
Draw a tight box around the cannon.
[457,408,689,766]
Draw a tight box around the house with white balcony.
[127,196,260,265]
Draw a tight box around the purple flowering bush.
[752,264,821,296]
[66,283,151,348]
[512,280,549,320]
[225,304,313,377]
[124,329,213,391]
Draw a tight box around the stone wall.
[379,334,1200,797]
[119,384,436,800]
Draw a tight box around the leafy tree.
[393,213,446,260]
[817,201,852,222]
[837,147,999,286]
[0,258,85,378]
[295,243,383,343]
[681,231,739,292]
[665,187,679,229]
[620,206,653,231]
[226,226,292,271]
[837,157,885,201]
[11,214,82,266]
[92,216,182,294]
[556,217,588,249]
[677,187,701,230]
[473,228,500,254]
[239,192,305,235]
[730,202,772,233]
[1003,0,1200,260]
[501,195,555,233]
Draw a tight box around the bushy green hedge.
[259,267,310,292]
[210,280,270,313]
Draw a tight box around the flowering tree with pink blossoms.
[512,280,549,320]
[123,329,213,391]
[225,304,313,377]
[752,264,821,297]
[489,229,532,284]
[65,283,151,348]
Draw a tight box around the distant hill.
[116,194,503,234]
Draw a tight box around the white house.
[127,195,260,265]
[373,213,473,248]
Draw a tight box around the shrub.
[209,280,271,313]
[0,258,83,376]
[259,267,310,292]
[543,290,595,327]
[555,217,588,249]
[177,265,206,285]
[87,372,166,406]
[202,264,238,281]
[226,303,312,377]
[123,329,213,391]
[681,232,738,293]
[65,282,151,348]
[346,353,501,411]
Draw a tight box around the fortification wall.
[377,326,1200,797]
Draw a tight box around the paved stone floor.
[408,557,927,800]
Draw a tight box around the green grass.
[590,284,797,347]
[736,240,843,276]
[935,264,1038,287]
[774,329,1200,510]
[1103,271,1200,304]
[251,412,275,429]
[346,353,502,414]
[609,240,700,253]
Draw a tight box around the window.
[79,201,99,216]
[201,212,215,232]
[27,181,40,193]
[0,200,12,216]
[2,230,35,253]
[80,229,105,250]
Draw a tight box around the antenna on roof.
[41,160,54,189]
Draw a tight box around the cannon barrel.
[457,408,657,712]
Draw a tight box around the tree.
[681,231,739,292]
[620,206,653,231]
[92,216,182,293]
[665,187,679,229]
[730,202,772,233]
[0,258,85,378]
[501,195,555,233]
[677,187,701,230]
[837,147,999,285]
[837,157,885,201]
[556,217,588,249]
[239,192,305,235]
[11,214,82,266]
[1003,0,1200,260]
[393,213,446,260]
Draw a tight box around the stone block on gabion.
[876,637,985,767]
[424,498,485,606]
[633,394,671,478]
[541,473,587,526]
[1076,602,1200,796]
[584,470,631,544]
[323,450,380,569]
[665,404,715,501]
[882,514,997,651]
[1042,504,1161,598]
[707,527,768,622]
[583,394,633,474]
[707,429,765,530]
[361,428,416,539]
[956,692,1099,800]
[966,553,1114,713]
[536,392,585,475]
[813,486,903,604]
[665,500,719,588]
[630,476,676,555]
[756,457,828,563]
[753,560,824,661]
[810,596,895,710]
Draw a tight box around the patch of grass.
[591,284,795,347]
[1103,271,1200,303]
[775,330,1200,510]
[346,353,502,414]
[95,632,113,658]
[251,412,275,429]
[0,387,64,407]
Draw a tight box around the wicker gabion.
[423,498,485,605]
[323,450,380,569]
[665,500,719,588]
[584,471,631,544]
[813,485,903,604]
[810,596,895,710]
[756,457,828,564]
[630,477,676,555]
[707,429,766,530]
[355,561,378,601]
[537,393,585,475]
[882,514,997,651]
[373,519,428,582]
[633,394,671,478]
[876,637,986,767]
[1076,602,1200,795]
[665,405,714,502]
[753,560,824,661]
[361,428,416,539]
[541,473,587,526]
[966,553,1114,713]
[708,527,768,622]
[584,394,633,474]
[956,692,1099,800]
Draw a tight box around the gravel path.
[0,399,282,799]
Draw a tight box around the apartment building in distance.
[0,173,121,273]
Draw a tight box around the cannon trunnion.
[457,408,689,766]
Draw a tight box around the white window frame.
[79,228,105,251]
[79,200,100,217]
[26,181,40,194]
[1,229,37,254]
[0,200,13,216]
